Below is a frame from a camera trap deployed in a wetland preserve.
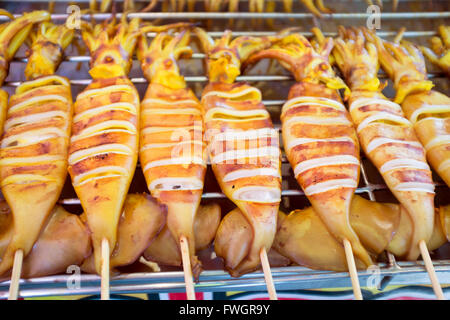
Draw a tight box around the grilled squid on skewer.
[244,31,374,268]
[68,16,141,275]
[318,27,436,261]
[137,26,207,279]
[0,17,75,277]
[364,29,450,189]
[195,28,282,277]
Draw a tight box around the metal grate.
[0,0,449,298]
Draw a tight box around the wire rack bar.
[3,72,445,87]
[1,11,450,21]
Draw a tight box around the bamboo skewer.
[260,247,278,300]
[180,235,196,300]
[343,239,363,300]
[101,238,110,300]
[419,240,445,300]
[8,249,23,300]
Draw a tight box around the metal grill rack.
[0,0,449,299]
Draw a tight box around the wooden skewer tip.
[419,240,445,300]
[180,235,196,300]
[100,238,110,300]
[8,249,24,300]
[343,239,363,300]
[260,247,278,300]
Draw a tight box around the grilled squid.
[68,17,141,275]
[0,10,50,138]
[0,18,74,276]
[364,29,450,189]
[420,25,450,78]
[137,26,207,279]
[195,28,282,276]
[323,27,436,261]
[244,32,373,268]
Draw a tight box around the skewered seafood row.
[319,27,435,261]
[0,17,75,276]
[243,31,373,268]
[3,193,447,279]
[420,26,450,78]
[364,30,450,188]
[137,25,207,279]
[90,0,397,18]
[79,193,220,274]
[68,16,141,275]
[0,10,51,137]
[195,28,282,277]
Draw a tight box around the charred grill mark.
[69,153,129,176]
[358,104,402,114]
[2,118,66,139]
[301,171,357,188]
[290,140,357,160]
[391,169,433,184]
[7,102,69,119]
[9,163,57,175]
[288,123,355,139]
[88,195,111,204]
[219,163,278,174]
[284,105,345,118]
[72,110,136,135]
[69,132,131,154]
[10,87,68,105]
